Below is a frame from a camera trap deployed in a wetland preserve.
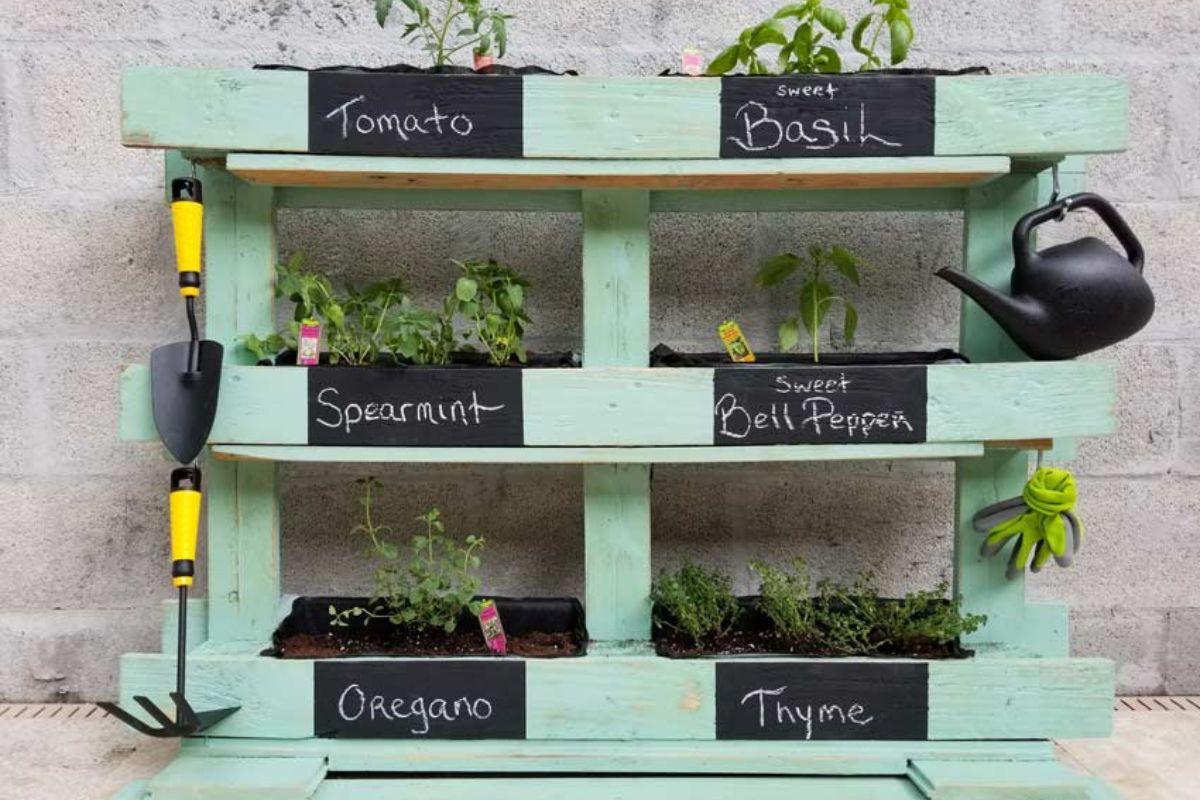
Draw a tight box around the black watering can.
[936,193,1154,360]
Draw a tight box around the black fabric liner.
[659,66,990,78]
[255,63,576,76]
[653,596,974,660]
[269,350,581,368]
[267,595,588,658]
[650,344,968,368]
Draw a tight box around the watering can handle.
[1014,192,1145,274]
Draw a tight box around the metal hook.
[1049,163,1071,222]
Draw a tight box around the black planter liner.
[659,66,990,78]
[265,350,581,368]
[653,596,974,660]
[255,63,577,76]
[650,344,968,368]
[268,595,588,658]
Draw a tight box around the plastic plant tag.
[478,599,508,655]
[682,47,703,76]
[474,53,495,70]
[718,320,756,363]
[297,320,321,366]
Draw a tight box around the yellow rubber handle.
[171,178,203,299]
[170,468,202,588]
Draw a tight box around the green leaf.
[772,3,810,19]
[843,300,859,345]
[374,0,394,26]
[851,14,873,54]
[779,317,801,351]
[705,43,741,75]
[889,16,913,65]
[815,45,842,73]
[755,253,802,287]
[798,279,833,336]
[455,277,478,302]
[813,6,846,35]
[829,245,861,285]
[750,19,790,48]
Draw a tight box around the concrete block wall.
[0,0,1197,700]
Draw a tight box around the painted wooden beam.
[120,362,1116,448]
[210,442,985,464]
[226,153,1009,191]
[275,186,582,212]
[122,68,1127,159]
[118,652,1113,742]
[147,754,325,800]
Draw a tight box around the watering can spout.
[936,268,1044,341]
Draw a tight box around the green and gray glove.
[973,467,1083,580]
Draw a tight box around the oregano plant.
[755,244,868,362]
[651,561,741,646]
[374,0,513,67]
[707,0,915,76]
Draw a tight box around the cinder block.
[0,195,185,339]
[1175,347,1200,475]
[1072,343,1178,476]
[0,348,30,475]
[280,464,584,600]
[1070,607,1167,694]
[1061,0,1200,51]
[1029,476,1200,610]
[0,0,170,38]
[0,609,160,702]
[1166,608,1200,694]
[910,0,1059,58]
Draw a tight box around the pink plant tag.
[297,321,321,366]
[474,53,495,71]
[681,48,703,76]
[478,599,507,655]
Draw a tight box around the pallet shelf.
[111,66,1127,799]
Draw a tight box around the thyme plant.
[651,561,741,646]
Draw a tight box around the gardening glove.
[976,467,1083,580]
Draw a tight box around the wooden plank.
[581,189,650,367]
[524,77,720,159]
[187,737,1056,775]
[527,657,713,740]
[275,187,581,212]
[928,658,1113,740]
[212,443,985,464]
[122,67,308,151]
[316,777,925,800]
[936,75,1128,157]
[111,781,149,800]
[909,759,1093,799]
[651,188,966,213]
[148,755,325,800]
[122,363,1113,448]
[226,154,1009,191]
[584,465,652,641]
[524,368,711,446]
[120,653,314,739]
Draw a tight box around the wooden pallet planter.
[110,66,1127,799]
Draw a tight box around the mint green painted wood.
[118,651,1113,741]
[928,658,1113,740]
[909,759,1093,799]
[225,153,1010,190]
[523,368,712,446]
[315,777,925,800]
[121,363,1114,447]
[122,67,307,151]
[120,652,314,739]
[186,737,1056,775]
[527,656,713,739]
[927,362,1115,440]
[161,598,208,655]
[582,190,649,367]
[524,77,720,159]
[147,755,325,800]
[111,780,148,800]
[584,465,652,641]
[276,187,581,212]
[935,75,1128,157]
[211,442,985,464]
[123,69,1126,159]
[651,189,966,213]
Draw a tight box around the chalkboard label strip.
[307,367,525,447]
[308,72,524,157]
[314,661,527,739]
[715,662,929,741]
[719,75,936,159]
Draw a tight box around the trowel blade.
[150,340,223,464]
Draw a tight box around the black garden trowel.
[151,177,223,465]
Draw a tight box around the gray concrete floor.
[0,703,1196,799]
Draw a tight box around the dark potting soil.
[254,63,577,76]
[649,343,968,368]
[269,596,587,659]
[653,598,973,660]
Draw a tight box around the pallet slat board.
[122,68,1128,159]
